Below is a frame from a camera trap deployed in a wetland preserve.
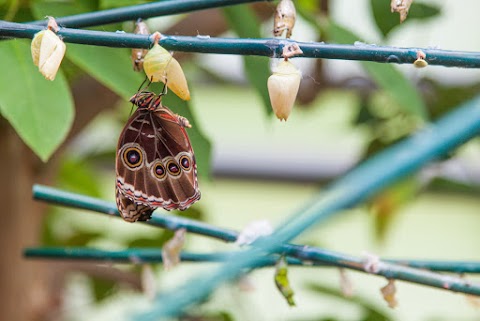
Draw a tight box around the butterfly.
[115,89,200,222]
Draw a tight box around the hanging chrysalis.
[273,0,296,38]
[267,44,302,121]
[274,256,296,306]
[132,19,150,72]
[391,0,413,23]
[161,228,186,270]
[380,279,398,308]
[31,17,66,81]
[143,32,191,100]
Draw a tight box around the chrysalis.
[132,19,150,72]
[31,17,66,81]
[268,60,301,121]
[274,256,296,306]
[273,0,296,38]
[143,32,190,101]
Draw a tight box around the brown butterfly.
[115,90,200,222]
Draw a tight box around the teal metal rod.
[138,95,480,320]
[24,247,480,274]
[32,185,238,243]
[1,21,480,67]
[28,0,269,28]
[24,247,303,267]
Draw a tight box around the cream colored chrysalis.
[267,44,303,121]
[143,32,190,101]
[31,17,66,81]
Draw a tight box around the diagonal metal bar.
[1,21,480,67]
[28,0,270,28]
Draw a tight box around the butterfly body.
[115,92,200,222]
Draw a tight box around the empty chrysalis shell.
[143,43,190,101]
[268,60,301,121]
[31,29,66,81]
[132,19,149,72]
[273,0,296,38]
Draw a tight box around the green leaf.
[64,231,103,247]
[99,0,147,10]
[324,22,427,120]
[296,0,322,13]
[31,0,98,19]
[408,2,441,19]
[370,178,419,242]
[223,6,272,116]
[58,158,103,197]
[90,276,117,302]
[370,0,441,38]
[67,45,212,178]
[66,44,144,98]
[0,40,74,161]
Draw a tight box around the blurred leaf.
[323,22,428,120]
[370,178,419,242]
[66,44,212,178]
[182,311,235,321]
[223,6,272,116]
[296,0,322,13]
[429,177,480,195]
[91,276,117,302]
[58,158,103,197]
[65,231,103,246]
[66,44,144,98]
[0,40,74,161]
[99,0,147,9]
[423,79,480,120]
[31,0,98,19]
[370,0,441,38]
[128,231,171,248]
[408,2,441,19]
[307,283,390,321]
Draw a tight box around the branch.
[27,0,269,28]
[24,247,480,274]
[1,21,480,68]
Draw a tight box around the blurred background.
[1,0,480,320]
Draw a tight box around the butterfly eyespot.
[123,147,143,168]
[180,156,191,170]
[152,163,167,179]
[167,161,181,176]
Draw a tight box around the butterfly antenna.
[136,75,150,93]
[160,78,168,97]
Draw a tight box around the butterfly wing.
[115,107,200,222]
